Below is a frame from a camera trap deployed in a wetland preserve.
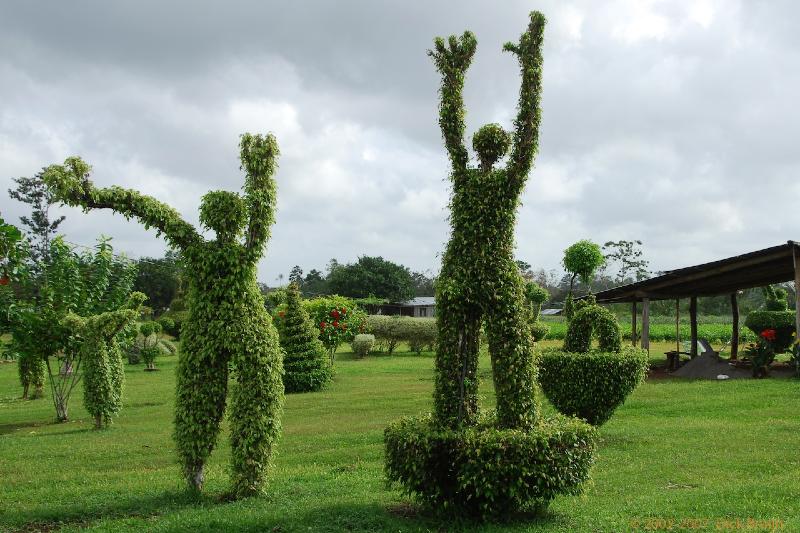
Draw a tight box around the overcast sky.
[1,0,798,283]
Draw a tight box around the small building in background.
[375,297,436,317]
[540,308,563,316]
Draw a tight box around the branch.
[428,31,477,179]
[239,133,280,262]
[43,157,201,251]
[504,11,546,183]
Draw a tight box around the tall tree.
[602,240,649,284]
[132,251,182,314]
[8,172,66,268]
[288,265,303,285]
[302,268,327,297]
[326,256,414,302]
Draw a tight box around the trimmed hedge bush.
[385,413,596,517]
[744,310,796,353]
[538,347,649,426]
[366,315,436,354]
[351,334,375,358]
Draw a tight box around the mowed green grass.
[1,345,799,532]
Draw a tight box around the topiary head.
[472,123,511,170]
[199,190,247,241]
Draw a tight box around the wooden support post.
[730,292,739,361]
[690,296,698,358]
[631,301,638,347]
[642,298,650,352]
[794,245,800,341]
[675,299,680,355]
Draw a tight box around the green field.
[1,345,799,532]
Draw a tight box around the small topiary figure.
[278,283,332,393]
[744,285,796,353]
[44,133,284,497]
[62,292,146,428]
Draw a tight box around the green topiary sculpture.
[539,297,647,426]
[385,12,598,518]
[62,292,146,428]
[43,133,285,497]
[278,283,333,393]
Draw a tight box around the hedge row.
[542,322,756,343]
[365,315,437,354]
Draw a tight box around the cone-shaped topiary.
[43,133,284,498]
[278,283,332,393]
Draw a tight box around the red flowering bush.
[745,329,779,378]
[760,329,777,342]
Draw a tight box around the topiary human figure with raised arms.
[44,133,284,498]
[385,13,597,518]
[430,12,545,431]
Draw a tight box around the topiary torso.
[44,133,284,497]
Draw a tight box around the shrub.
[563,302,622,353]
[158,310,187,338]
[301,295,365,360]
[531,321,549,342]
[385,413,596,517]
[538,347,649,426]
[278,283,332,393]
[351,334,375,358]
[744,310,795,353]
[366,315,437,354]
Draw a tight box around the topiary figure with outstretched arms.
[44,133,284,497]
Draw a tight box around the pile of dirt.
[671,352,752,380]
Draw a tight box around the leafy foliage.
[530,321,549,342]
[43,133,285,497]
[538,347,649,426]
[277,283,332,393]
[602,240,649,283]
[326,256,415,302]
[384,413,597,517]
[351,334,375,358]
[132,252,182,314]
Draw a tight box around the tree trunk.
[94,414,103,429]
[22,383,29,400]
[189,464,204,492]
[55,398,69,422]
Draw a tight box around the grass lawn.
[1,344,799,532]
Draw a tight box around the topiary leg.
[174,335,230,491]
[229,331,284,498]
[486,273,538,430]
[433,288,481,429]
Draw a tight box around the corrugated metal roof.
[591,241,800,303]
[401,297,436,306]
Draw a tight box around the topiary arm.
[43,157,201,251]
[239,133,280,262]
[503,11,546,184]
[428,31,477,178]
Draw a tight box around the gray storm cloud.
[1,0,798,282]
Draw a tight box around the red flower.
[320,321,327,329]
[333,320,339,328]
[331,309,340,319]
[0,275,8,286]
[341,307,347,314]
[760,329,777,342]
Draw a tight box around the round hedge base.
[538,348,649,426]
[384,414,597,518]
